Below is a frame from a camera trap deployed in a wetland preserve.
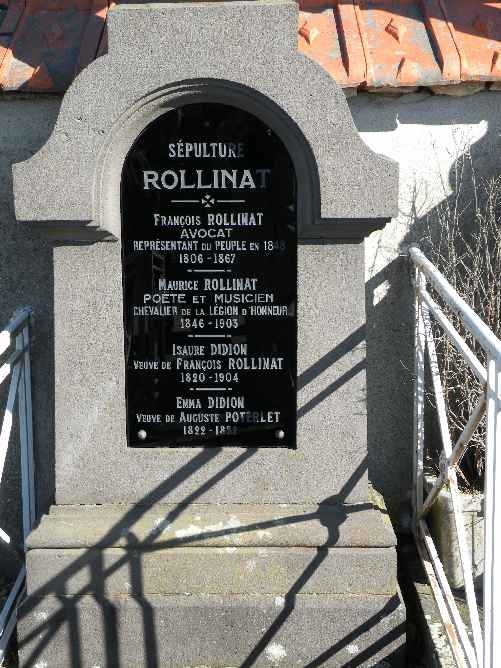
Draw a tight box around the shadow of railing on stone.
[16,328,389,667]
[304,596,405,667]
[239,457,377,667]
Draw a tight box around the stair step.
[19,592,406,667]
[28,503,396,548]
[27,546,397,596]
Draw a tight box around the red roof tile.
[0,0,500,93]
[299,0,501,90]
[0,0,110,92]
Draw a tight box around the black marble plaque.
[121,103,297,447]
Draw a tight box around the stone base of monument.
[18,504,405,666]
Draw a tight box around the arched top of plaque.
[13,0,397,242]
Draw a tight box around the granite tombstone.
[13,2,405,665]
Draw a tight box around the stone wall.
[0,96,59,575]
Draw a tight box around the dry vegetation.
[421,162,501,491]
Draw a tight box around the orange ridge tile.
[353,0,453,88]
[421,0,461,82]
[298,0,501,89]
[0,0,24,84]
[439,0,501,81]
[0,0,111,92]
[298,0,366,87]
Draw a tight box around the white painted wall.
[349,90,501,522]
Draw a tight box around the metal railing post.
[484,354,501,668]
[16,318,35,541]
[0,308,33,663]
[413,268,426,529]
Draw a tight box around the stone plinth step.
[18,592,406,667]
[26,546,397,596]
[27,503,396,549]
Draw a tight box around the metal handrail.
[0,308,35,663]
[410,246,501,668]
[410,247,501,359]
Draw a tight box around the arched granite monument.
[13,1,405,665]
